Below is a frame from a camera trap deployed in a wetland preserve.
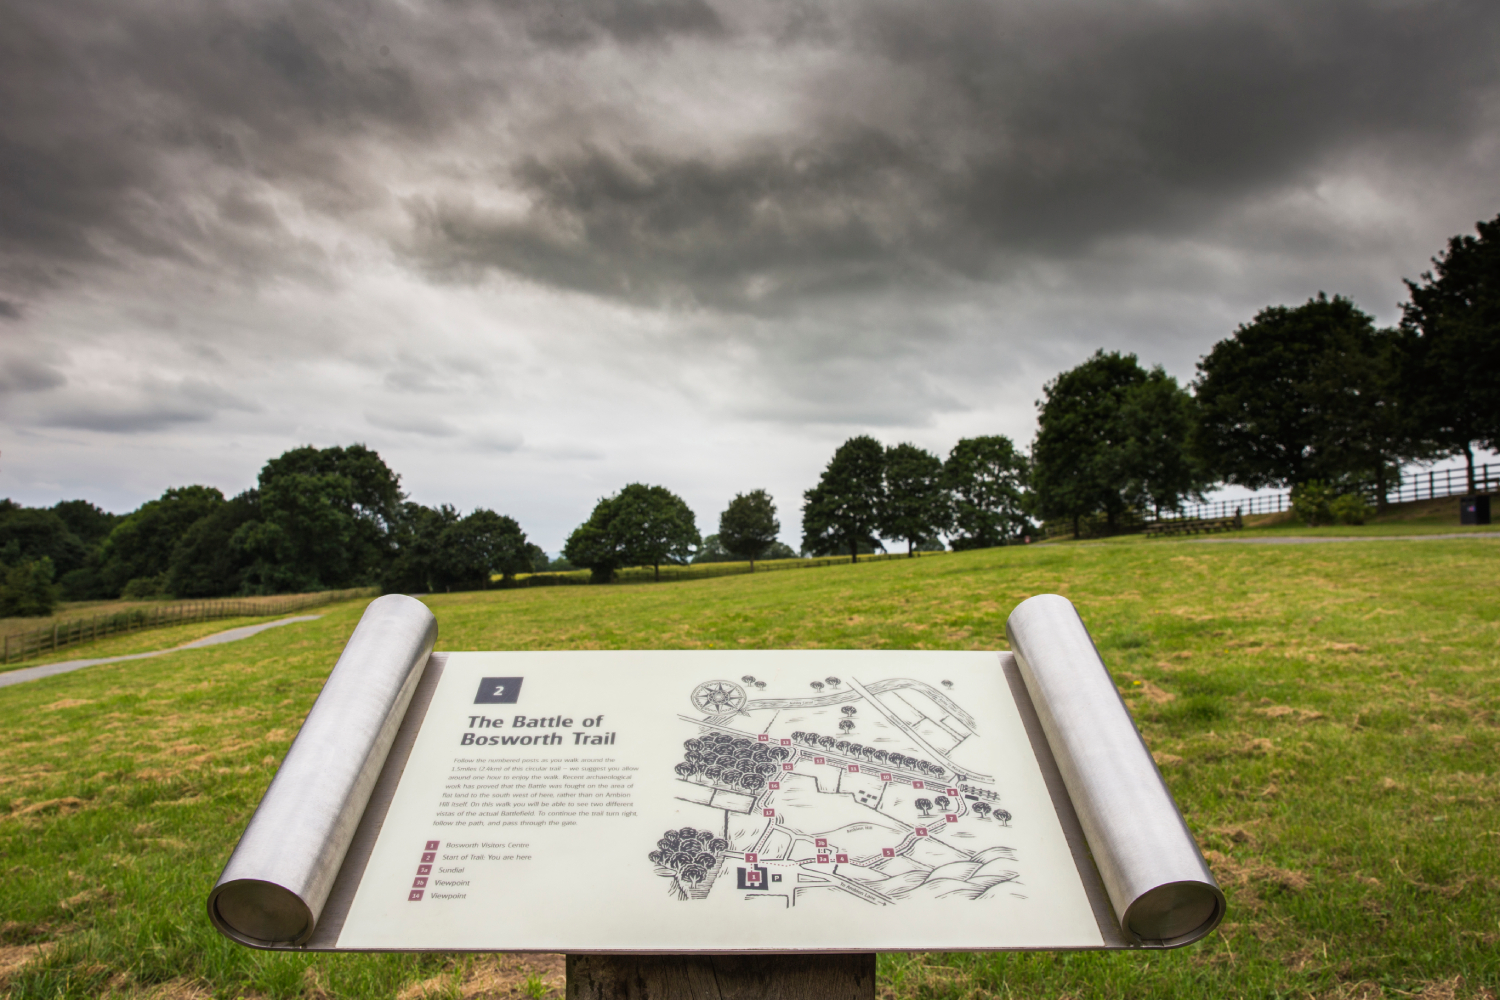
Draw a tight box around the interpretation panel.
[334,650,1105,952]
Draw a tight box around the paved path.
[0,615,323,689]
[1187,532,1500,545]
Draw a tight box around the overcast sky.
[2,0,1498,551]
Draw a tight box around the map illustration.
[648,674,1024,907]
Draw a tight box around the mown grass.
[2,537,1497,1000]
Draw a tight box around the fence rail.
[1,587,378,666]
[1155,462,1499,523]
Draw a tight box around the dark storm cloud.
[1,0,1497,313]
[410,0,1500,308]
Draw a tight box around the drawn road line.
[846,676,993,783]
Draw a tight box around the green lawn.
[2,539,1496,999]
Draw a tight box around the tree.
[1401,214,1500,491]
[385,505,534,592]
[972,801,992,820]
[942,436,1032,550]
[167,490,259,598]
[0,557,59,617]
[99,485,226,596]
[1033,351,1204,536]
[879,443,949,556]
[914,798,933,816]
[839,718,855,733]
[1194,295,1416,496]
[718,490,780,571]
[564,483,701,583]
[236,445,404,593]
[802,436,886,562]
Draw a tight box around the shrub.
[1330,492,1371,525]
[0,557,60,617]
[1291,482,1337,525]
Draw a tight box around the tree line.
[1028,213,1497,536]
[0,445,543,617]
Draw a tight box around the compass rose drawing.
[690,680,749,716]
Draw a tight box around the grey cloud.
[0,356,66,394]
[3,0,1496,315]
[407,0,1500,307]
[31,377,258,433]
[364,409,461,437]
[0,299,21,320]
[482,0,725,48]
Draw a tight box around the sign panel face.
[334,651,1105,951]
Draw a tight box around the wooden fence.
[1,587,378,666]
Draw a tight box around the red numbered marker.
[780,738,791,746]
[817,854,830,864]
[782,763,793,771]
[814,756,826,765]
[836,853,849,864]
[882,848,896,858]
[768,781,780,790]
[947,788,959,797]
[417,864,432,875]
[945,814,957,823]
[916,827,929,837]
[425,840,440,851]
[746,853,759,863]
[880,772,892,781]
[816,838,827,848]
[912,781,924,790]
[412,877,428,888]
[408,890,424,901]
[747,871,761,884]
[420,852,435,863]
[758,733,769,742]
[763,808,775,817]
[847,764,859,772]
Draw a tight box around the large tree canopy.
[718,490,780,570]
[1401,213,1500,491]
[384,504,534,593]
[236,444,404,592]
[801,436,886,561]
[98,485,226,596]
[881,443,949,556]
[564,483,700,583]
[941,435,1032,549]
[1193,294,1414,493]
[1032,351,1202,535]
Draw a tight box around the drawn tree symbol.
[994,808,1012,826]
[755,681,767,690]
[709,838,729,852]
[839,719,855,733]
[810,680,824,692]
[941,680,953,688]
[973,802,992,820]
[934,795,950,811]
[742,675,756,684]
[915,797,933,816]
[841,705,857,716]
[691,680,748,715]
[674,762,697,778]
[825,676,841,688]
[681,864,707,884]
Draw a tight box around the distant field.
[1,539,1496,999]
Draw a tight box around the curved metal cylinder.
[208,594,437,947]
[1006,594,1225,947]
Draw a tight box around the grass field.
[2,537,1497,1000]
